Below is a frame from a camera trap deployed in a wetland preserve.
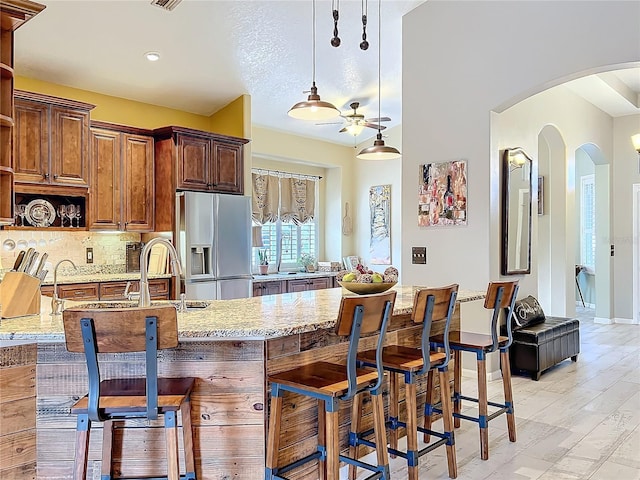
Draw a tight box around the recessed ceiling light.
[144,52,161,62]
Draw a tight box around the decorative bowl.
[338,281,397,295]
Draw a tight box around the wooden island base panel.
[0,286,485,479]
[0,341,37,480]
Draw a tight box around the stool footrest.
[339,454,387,479]
[267,451,323,479]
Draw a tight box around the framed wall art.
[418,160,467,226]
[537,176,544,215]
[369,184,391,264]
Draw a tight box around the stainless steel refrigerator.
[175,191,252,300]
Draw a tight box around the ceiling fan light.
[288,83,340,120]
[346,123,365,136]
[357,134,401,160]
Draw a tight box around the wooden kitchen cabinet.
[41,282,99,301]
[286,276,332,293]
[154,126,249,231]
[42,278,170,301]
[0,1,45,225]
[13,91,94,190]
[252,280,285,297]
[99,279,170,300]
[89,122,154,232]
[177,132,210,190]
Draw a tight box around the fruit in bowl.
[336,265,398,294]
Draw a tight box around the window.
[252,170,319,270]
[261,219,317,270]
[580,174,595,269]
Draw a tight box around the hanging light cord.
[312,0,316,85]
[360,0,369,50]
[376,0,381,134]
[331,0,341,47]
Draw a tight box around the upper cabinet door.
[50,106,90,186]
[177,133,210,191]
[212,141,243,194]
[13,100,49,183]
[122,133,154,231]
[89,128,121,230]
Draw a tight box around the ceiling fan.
[316,102,391,135]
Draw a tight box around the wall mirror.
[501,147,532,275]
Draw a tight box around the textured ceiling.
[14,0,423,146]
[13,1,639,148]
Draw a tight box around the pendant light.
[288,0,340,121]
[357,0,401,160]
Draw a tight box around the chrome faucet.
[51,259,77,315]
[139,238,183,307]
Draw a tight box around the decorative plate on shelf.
[338,281,397,295]
[25,199,56,227]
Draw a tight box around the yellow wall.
[208,95,249,138]
[15,76,245,134]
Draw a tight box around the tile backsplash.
[0,230,140,271]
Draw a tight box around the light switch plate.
[412,247,427,264]
[86,247,93,264]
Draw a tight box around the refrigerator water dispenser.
[190,246,211,276]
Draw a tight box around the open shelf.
[0,114,14,128]
[0,169,14,224]
[14,192,87,229]
[0,63,13,78]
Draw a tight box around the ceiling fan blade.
[316,122,344,125]
[365,116,391,123]
[364,123,387,130]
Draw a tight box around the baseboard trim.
[614,317,637,325]
[594,316,613,324]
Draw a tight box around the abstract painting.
[418,160,467,226]
[369,185,391,264]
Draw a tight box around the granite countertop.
[40,272,173,286]
[0,285,485,342]
[253,271,337,282]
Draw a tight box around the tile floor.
[356,307,640,480]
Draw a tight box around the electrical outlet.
[412,246,427,265]
[86,247,93,264]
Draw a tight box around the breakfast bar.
[0,285,484,480]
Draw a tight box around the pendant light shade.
[357,132,401,160]
[357,0,401,160]
[288,0,340,121]
[288,83,340,120]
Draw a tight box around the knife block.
[0,271,41,318]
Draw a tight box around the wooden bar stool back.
[430,280,519,460]
[62,305,196,480]
[351,285,459,480]
[265,290,396,480]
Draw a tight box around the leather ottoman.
[502,295,580,381]
[509,316,580,380]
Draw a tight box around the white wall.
[612,115,640,320]
[403,0,640,298]
[352,126,403,276]
[250,126,356,264]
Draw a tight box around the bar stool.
[62,305,197,480]
[351,285,459,480]
[430,280,519,460]
[265,291,396,480]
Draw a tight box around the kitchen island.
[0,285,484,480]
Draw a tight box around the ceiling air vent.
[150,0,182,11]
